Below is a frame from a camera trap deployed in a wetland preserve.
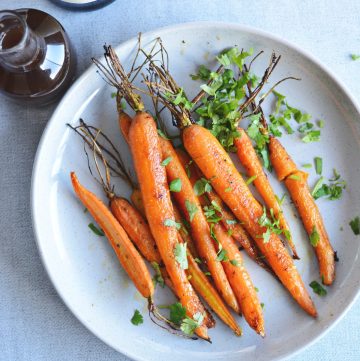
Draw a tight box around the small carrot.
[158,136,240,314]
[234,127,298,259]
[118,111,132,144]
[71,172,154,299]
[130,188,146,218]
[182,124,317,317]
[269,136,335,285]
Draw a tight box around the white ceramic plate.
[31,22,360,361]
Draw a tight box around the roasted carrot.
[175,148,270,271]
[129,112,209,340]
[212,223,264,336]
[118,111,132,144]
[234,127,298,259]
[129,187,240,334]
[269,137,335,285]
[130,188,146,218]
[71,172,154,299]
[158,136,240,314]
[183,124,317,317]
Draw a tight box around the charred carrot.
[158,136,240,314]
[71,172,154,299]
[269,136,335,285]
[234,127,298,259]
[183,124,317,317]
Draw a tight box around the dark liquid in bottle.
[0,9,76,103]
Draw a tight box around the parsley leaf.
[190,65,211,81]
[349,216,360,235]
[288,174,301,181]
[230,259,241,267]
[310,226,320,247]
[314,157,323,175]
[180,312,204,336]
[216,248,229,262]
[258,206,283,242]
[312,170,346,200]
[174,243,188,269]
[302,130,321,143]
[161,157,172,166]
[164,218,181,230]
[169,178,182,192]
[185,200,198,222]
[309,281,327,296]
[245,175,257,185]
[151,262,165,288]
[193,178,212,196]
[351,54,360,61]
[169,302,187,325]
[131,310,143,325]
[88,222,104,236]
[157,128,170,140]
[203,201,222,223]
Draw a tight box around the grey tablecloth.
[1,0,359,360]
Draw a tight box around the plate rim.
[31,20,360,361]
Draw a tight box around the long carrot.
[234,127,299,259]
[158,136,240,314]
[183,124,317,317]
[269,136,335,285]
[71,172,154,299]
[129,112,209,340]
[175,148,270,272]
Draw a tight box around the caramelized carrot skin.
[128,113,208,339]
[213,223,265,336]
[268,136,297,181]
[118,112,132,144]
[235,128,298,259]
[158,136,240,314]
[284,171,335,285]
[70,172,154,299]
[183,124,317,317]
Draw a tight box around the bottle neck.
[0,10,45,70]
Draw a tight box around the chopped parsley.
[317,119,325,128]
[258,206,283,242]
[312,169,346,201]
[88,222,104,236]
[302,163,312,168]
[131,310,143,325]
[164,88,193,110]
[302,130,321,143]
[161,157,172,166]
[230,259,241,267]
[185,200,198,222]
[203,200,222,223]
[190,64,211,81]
[169,178,182,192]
[349,216,360,235]
[351,54,360,61]
[310,226,320,247]
[245,175,257,185]
[169,302,187,325]
[193,178,212,196]
[288,174,301,181]
[174,243,188,269]
[185,160,193,178]
[314,157,323,175]
[180,312,205,336]
[164,218,181,230]
[157,128,170,140]
[216,248,229,262]
[309,281,327,296]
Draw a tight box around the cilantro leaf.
[169,178,182,192]
[302,130,321,143]
[230,259,241,267]
[349,216,360,235]
[157,128,170,140]
[169,302,187,325]
[302,163,312,168]
[309,281,327,296]
[161,157,172,166]
[245,175,257,185]
[131,310,143,325]
[310,226,320,247]
[174,243,188,269]
[216,248,228,262]
[351,54,360,61]
[185,200,198,222]
[164,218,181,230]
[193,178,212,196]
[88,222,104,236]
[180,312,204,336]
[190,65,211,81]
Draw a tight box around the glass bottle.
[0,9,76,104]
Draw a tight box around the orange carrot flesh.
[284,171,335,285]
[268,136,297,181]
[158,136,240,314]
[118,111,132,144]
[130,189,146,218]
[183,124,317,317]
[70,172,154,299]
[235,128,298,259]
[212,223,265,336]
[128,113,209,340]
[269,137,335,285]
[175,148,268,270]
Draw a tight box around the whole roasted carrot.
[269,137,335,285]
[129,112,209,340]
[212,223,264,336]
[183,124,317,317]
[234,127,298,259]
[71,172,154,299]
[158,136,240,314]
[175,148,269,271]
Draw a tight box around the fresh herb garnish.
[288,174,300,181]
[226,219,237,225]
[258,206,283,242]
[309,281,327,296]
[216,248,229,262]
[185,200,198,222]
[131,310,143,325]
[194,257,202,264]
[317,119,324,128]
[314,157,323,175]
[161,157,172,166]
[164,88,193,110]
[302,163,312,168]
[312,169,346,200]
[164,218,182,230]
[157,128,170,140]
[180,312,205,336]
[225,186,232,192]
[230,259,241,267]
[351,54,360,61]
[190,65,211,81]
[349,216,360,235]
[151,262,165,288]
[302,130,321,143]
[245,175,257,185]
[169,178,182,192]
[168,302,187,325]
[203,200,222,223]
[310,226,320,247]
[88,222,104,236]
[174,243,188,269]
[193,177,212,196]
